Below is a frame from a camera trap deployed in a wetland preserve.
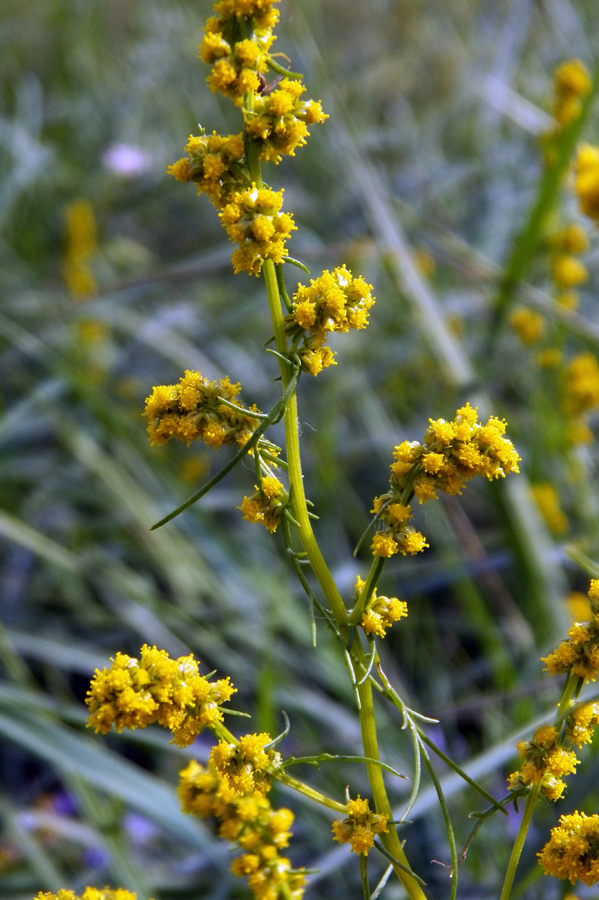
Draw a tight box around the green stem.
[261,259,348,625]
[498,782,541,900]
[357,672,428,900]
[275,769,347,815]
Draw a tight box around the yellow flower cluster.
[507,724,579,802]
[550,222,590,309]
[245,78,327,164]
[179,758,306,900]
[86,645,236,747]
[331,794,389,856]
[355,575,408,638]
[542,60,591,168]
[538,811,599,886]
[62,200,98,300]
[575,144,599,225]
[284,266,375,375]
[199,1,278,106]
[143,369,262,448]
[371,404,520,558]
[542,580,599,683]
[35,893,139,900]
[219,184,296,275]
[562,352,599,420]
[509,307,546,345]
[553,59,592,127]
[167,131,244,209]
[239,476,287,532]
[530,483,568,534]
[210,731,281,794]
[167,0,327,279]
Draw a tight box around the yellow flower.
[62,200,98,300]
[219,184,296,275]
[371,533,399,558]
[357,575,408,638]
[509,307,546,344]
[35,890,142,900]
[574,143,599,224]
[332,794,388,856]
[245,77,328,163]
[86,645,236,747]
[239,477,286,532]
[209,732,279,794]
[531,483,568,534]
[538,811,599,886]
[143,369,265,450]
[563,353,599,417]
[551,255,588,289]
[178,756,306,898]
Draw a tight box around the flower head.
[284,266,375,375]
[356,575,408,638]
[143,369,266,450]
[542,582,599,683]
[371,405,519,557]
[332,794,388,856]
[219,184,296,275]
[245,78,327,163]
[539,811,599,886]
[86,645,236,747]
[575,144,599,224]
[239,476,287,532]
[179,758,306,899]
[35,893,140,900]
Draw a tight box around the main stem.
[261,258,427,899]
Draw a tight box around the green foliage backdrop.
[1,1,599,898]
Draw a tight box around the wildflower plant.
[14,5,599,900]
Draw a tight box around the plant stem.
[276,769,347,815]
[498,782,541,900]
[261,259,348,624]
[357,671,428,900]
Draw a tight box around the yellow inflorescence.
[507,724,579,802]
[210,731,280,794]
[371,404,520,557]
[200,2,278,106]
[35,891,140,900]
[219,184,296,275]
[245,78,328,164]
[562,353,599,418]
[575,143,599,225]
[167,0,327,278]
[531,483,568,535]
[86,645,236,747]
[541,60,591,168]
[239,476,286,532]
[355,575,407,638]
[62,200,98,300]
[509,307,546,345]
[179,758,306,900]
[331,794,388,856]
[553,60,592,127]
[538,811,599,886]
[143,369,262,448]
[542,580,599,683]
[167,132,244,209]
[284,266,375,375]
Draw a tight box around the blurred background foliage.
[2,0,599,898]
